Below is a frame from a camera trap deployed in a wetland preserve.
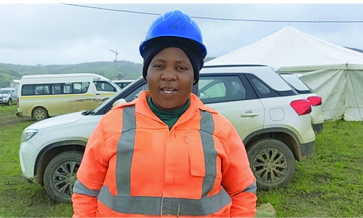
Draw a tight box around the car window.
[281,75,313,94]
[198,76,247,104]
[251,78,270,94]
[245,74,282,98]
[115,81,133,89]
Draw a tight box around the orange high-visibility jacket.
[72,91,257,218]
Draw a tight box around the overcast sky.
[1,3,363,66]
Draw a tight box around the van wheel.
[32,107,48,121]
[44,151,83,203]
[7,99,12,106]
[247,139,295,190]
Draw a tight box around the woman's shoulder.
[190,93,233,127]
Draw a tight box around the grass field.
[0,105,362,217]
[258,120,363,217]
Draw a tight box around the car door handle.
[240,111,259,117]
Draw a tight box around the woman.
[72,9,257,217]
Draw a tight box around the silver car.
[0,87,17,105]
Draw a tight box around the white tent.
[206,26,363,121]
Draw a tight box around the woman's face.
[146,47,195,110]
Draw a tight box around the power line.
[63,3,363,23]
[193,16,363,23]
[63,3,161,16]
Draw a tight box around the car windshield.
[85,78,143,115]
[0,90,10,94]
[82,93,120,115]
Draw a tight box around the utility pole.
[109,49,119,61]
[109,49,119,76]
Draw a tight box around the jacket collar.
[112,90,218,121]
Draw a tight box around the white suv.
[19,65,315,202]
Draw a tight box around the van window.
[63,83,72,94]
[22,82,90,96]
[94,81,117,92]
[81,82,90,93]
[35,85,50,95]
[22,85,34,95]
[51,84,62,94]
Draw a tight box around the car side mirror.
[112,98,126,107]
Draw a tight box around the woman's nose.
[161,68,177,81]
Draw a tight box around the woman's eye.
[176,66,187,71]
[153,64,163,69]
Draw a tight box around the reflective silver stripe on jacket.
[244,181,257,194]
[73,180,100,197]
[98,185,231,216]
[97,106,231,215]
[200,111,218,197]
[115,106,136,196]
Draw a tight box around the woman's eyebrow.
[151,58,165,63]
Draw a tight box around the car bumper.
[298,140,315,161]
[19,140,38,183]
[22,175,35,184]
[313,123,324,134]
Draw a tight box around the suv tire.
[44,151,82,202]
[247,139,295,190]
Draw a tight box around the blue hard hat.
[139,10,207,58]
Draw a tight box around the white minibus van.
[17,73,121,120]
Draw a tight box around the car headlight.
[21,129,38,142]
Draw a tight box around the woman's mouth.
[161,88,177,95]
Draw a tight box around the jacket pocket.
[186,132,221,179]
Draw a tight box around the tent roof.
[205,26,363,69]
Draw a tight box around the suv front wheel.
[247,139,295,190]
[44,151,82,202]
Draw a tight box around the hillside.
[0,57,216,88]
[346,47,363,53]
[0,61,143,88]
